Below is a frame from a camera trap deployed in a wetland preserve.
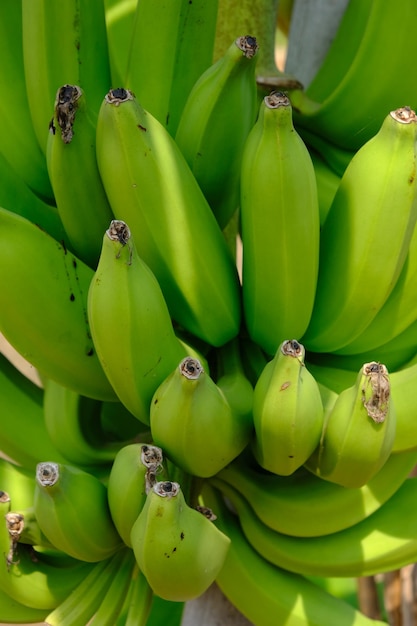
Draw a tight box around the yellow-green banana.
[0,0,53,202]
[175,35,259,228]
[213,447,417,538]
[252,340,324,476]
[46,84,114,268]
[309,147,341,225]
[0,353,69,469]
[0,515,94,610]
[21,0,111,155]
[43,377,141,468]
[115,563,154,626]
[201,483,387,626]
[240,92,320,356]
[214,476,417,579]
[125,0,219,135]
[130,480,230,601]
[150,356,253,477]
[215,336,254,426]
[0,585,49,624]
[95,89,241,347]
[103,0,138,87]
[34,462,123,562]
[306,362,396,488]
[107,443,166,547]
[292,0,417,152]
[0,207,116,401]
[302,107,417,353]
[88,220,188,425]
[45,548,133,626]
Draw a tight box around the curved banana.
[306,362,396,488]
[46,84,114,268]
[95,88,241,347]
[213,446,417,537]
[252,340,324,476]
[21,0,111,155]
[335,219,417,355]
[0,0,53,202]
[0,353,69,469]
[292,0,417,152]
[0,207,116,401]
[150,356,253,477]
[201,483,387,626]
[34,462,123,562]
[0,514,94,610]
[175,34,259,228]
[302,107,417,353]
[103,0,138,87]
[0,585,49,624]
[115,563,153,626]
[240,91,320,356]
[43,378,141,468]
[215,336,254,425]
[107,443,166,547]
[309,146,341,225]
[130,480,231,601]
[88,220,187,425]
[0,150,67,245]
[45,548,133,626]
[214,475,417,579]
[125,0,219,135]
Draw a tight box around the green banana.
[0,0,54,202]
[390,361,417,453]
[0,150,67,245]
[0,585,49,624]
[95,88,241,346]
[213,447,417,537]
[107,443,166,547]
[215,336,254,425]
[335,219,417,356]
[88,220,188,425]
[175,34,259,229]
[214,475,417,579]
[240,91,320,356]
[309,147,341,225]
[306,362,396,488]
[0,207,116,401]
[103,0,138,87]
[46,84,114,268]
[125,0,219,135]
[21,0,111,155]
[88,548,136,626]
[44,549,129,626]
[252,340,324,476]
[150,356,253,477]
[116,563,154,626]
[292,0,417,152]
[201,483,388,626]
[0,515,94,610]
[302,107,417,353]
[130,480,231,601]
[34,462,123,562]
[0,353,69,469]
[43,377,141,468]
[5,506,54,551]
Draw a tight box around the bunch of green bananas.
[2,0,417,624]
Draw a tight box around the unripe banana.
[34,462,123,562]
[175,35,259,228]
[130,480,230,601]
[88,220,187,425]
[252,339,324,476]
[47,85,114,268]
[150,356,252,477]
[125,0,219,136]
[306,362,396,488]
[240,92,320,356]
[107,443,166,547]
[95,88,241,346]
[0,207,116,401]
[303,107,417,353]
[215,337,254,426]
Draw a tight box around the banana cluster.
[1,0,417,624]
